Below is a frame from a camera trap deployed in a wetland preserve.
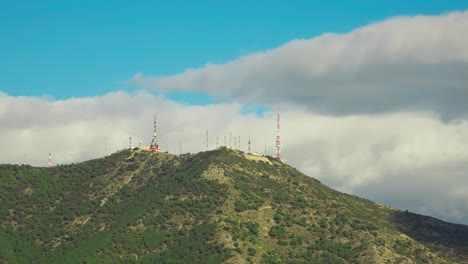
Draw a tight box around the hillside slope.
[0,147,467,263]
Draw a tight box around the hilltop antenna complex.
[275,104,282,160]
[150,114,160,151]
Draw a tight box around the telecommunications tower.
[275,105,282,160]
[150,114,160,151]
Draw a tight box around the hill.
[0,147,467,263]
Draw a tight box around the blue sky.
[2,0,468,102]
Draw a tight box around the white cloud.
[1,92,468,225]
[130,11,468,118]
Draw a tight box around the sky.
[2,1,468,225]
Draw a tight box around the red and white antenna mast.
[150,114,160,151]
[275,104,282,160]
[48,153,52,168]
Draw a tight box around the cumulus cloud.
[1,92,468,225]
[130,11,468,118]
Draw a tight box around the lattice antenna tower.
[150,114,160,151]
[275,104,282,160]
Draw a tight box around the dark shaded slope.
[393,210,468,260]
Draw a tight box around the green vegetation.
[0,147,467,263]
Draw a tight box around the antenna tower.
[248,137,251,154]
[129,136,132,150]
[150,114,160,151]
[275,104,282,160]
[48,153,52,168]
[206,130,209,150]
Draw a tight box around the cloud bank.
[1,92,468,225]
[131,11,468,119]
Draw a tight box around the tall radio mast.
[275,105,282,160]
[150,114,160,151]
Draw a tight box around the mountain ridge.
[0,147,467,263]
